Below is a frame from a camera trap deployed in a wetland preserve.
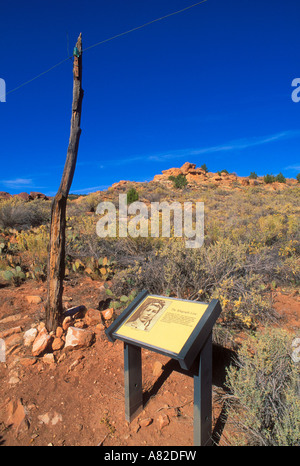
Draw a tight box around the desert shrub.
[257,213,286,246]
[214,188,231,197]
[111,254,167,298]
[275,172,286,183]
[249,171,258,179]
[224,328,300,446]
[73,192,104,213]
[65,215,100,259]
[264,174,276,184]
[67,192,108,216]
[16,225,49,280]
[276,253,300,286]
[126,188,139,204]
[68,193,85,200]
[160,239,277,329]
[65,230,166,291]
[200,163,208,173]
[140,184,172,203]
[212,273,275,329]
[16,224,49,253]
[141,191,166,203]
[67,197,91,217]
[0,199,50,230]
[296,173,300,183]
[168,174,188,189]
[104,236,168,296]
[84,192,103,212]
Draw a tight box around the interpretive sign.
[115,295,208,356]
[105,290,222,446]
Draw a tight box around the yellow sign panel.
[115,296,208,355]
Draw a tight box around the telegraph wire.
[5,57,72,97]
[82,1,208,53]
[4,1,208,98]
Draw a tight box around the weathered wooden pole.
[45,33,83,332]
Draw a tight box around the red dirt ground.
[0,277,299,447]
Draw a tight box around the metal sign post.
[124,343,143,422]
[193,332,212,446]
[106,291,222,446]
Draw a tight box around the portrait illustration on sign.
[125,297,169,332]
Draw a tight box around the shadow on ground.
[143,343,237,445]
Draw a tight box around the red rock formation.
[14,192,31,201]
[0,191,12,200]
[29,191,48,200]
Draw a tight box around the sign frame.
[105,290,222,446]
[106,290,221,371]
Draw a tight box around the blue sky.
[0,0,300,195]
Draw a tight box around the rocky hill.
[152,162,298,190]
[0,192,49,201]
[1,163,298,200]
[110,162,298,193]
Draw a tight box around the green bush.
[249,172,258,179]
[168,174,188,189]
[217,170,229,176]
[224,328,300,446]
[296,173,300,183]
[263,172,286,183]
[275,172,286,183]
[126,188,139,204]
[200,163,208,173]
[264,174,276,184]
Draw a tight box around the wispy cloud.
[1,178,33,189]
[150,130,300,161]
[71,185,109,194]
[284,163,300,172]
[191,131,293,155]
[110,130,300,166]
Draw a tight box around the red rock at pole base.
[65,326,94,349]
[85,308,102,325]
[101,308,114,321]
[52,337,65,351]
[32,328,52,356]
